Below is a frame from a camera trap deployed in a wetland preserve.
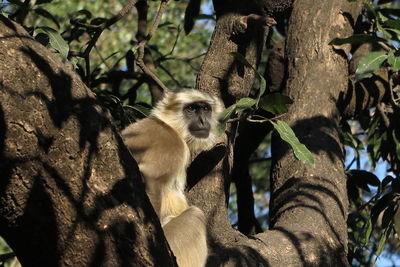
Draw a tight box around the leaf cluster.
[334,1,400,265]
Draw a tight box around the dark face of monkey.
[183,101,212,138]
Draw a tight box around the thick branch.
[0,16,175,266]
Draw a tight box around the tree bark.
[194,0,365,266]
[0,16,175,266]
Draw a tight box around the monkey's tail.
[162,206,207,267]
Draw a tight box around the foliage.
[0,0,214,129]
[220,52,314,165]
[333,0,400,265]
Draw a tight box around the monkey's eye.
[184,105,197,112]
[202,106,211,112]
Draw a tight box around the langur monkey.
[122,89,224,267]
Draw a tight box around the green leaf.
[229,52,267,107]
[329,34,383,46]
[196,14,215,21]
[236,97,256,111]
[348,170,380,187]
[371,193,393,226]
[184,0,201,34]
[381,175,394,189]
[260,93,293,115]
[34,7,60,28]
[36,0,53,4]
[364,220,373,246]
[394,207,400,235]
[377,11,388,23]
[382,18,400,31]
[382,205,395,229]
[36,26,69,58]
[256,74,266,107]
[125,104,150,117]
[377,19,392,40]
[376,229,388,256]
[355,51,387,78]
[218,104,236,123]
[365,3,377,18]
[388,50,400,71]
[217,122,227,137]
[271,120,314,165]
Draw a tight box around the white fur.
[151,89,224,157]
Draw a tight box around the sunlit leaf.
[356,51,387,79]
[218,104,236,123]
[364,220,373,246]
[388,50,400,71]
[376,229,388,256]
[377,20,392,40]
[236,97,256,111]
[271,120,314,165]
[36,26,69,58]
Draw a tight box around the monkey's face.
[183,101,212,139]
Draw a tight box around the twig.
[148,0,169,39]
[71,0,139,84]
[389,72,400,107]
[376,103,390,128]
[246,113,285,123]
[136,0,170,93]
[158,64,182,88]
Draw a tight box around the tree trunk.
[0,16,175,266]
[194,0,365,266]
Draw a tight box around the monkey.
[121,89,224,267]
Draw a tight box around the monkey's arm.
[122,117,188,182]
[121,117,190,220]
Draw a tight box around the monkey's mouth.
[191,130,210,138]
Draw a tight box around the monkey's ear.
[186,144,227,190]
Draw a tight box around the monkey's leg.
[163,206,207,267]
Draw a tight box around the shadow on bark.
[0,19,169,264]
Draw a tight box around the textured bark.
[265,0,364,265]
[0,16,175,266]
[192,0,273,265]
[193,0,365,266]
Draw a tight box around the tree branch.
[71,0,139,85]
[136,0,170,94]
